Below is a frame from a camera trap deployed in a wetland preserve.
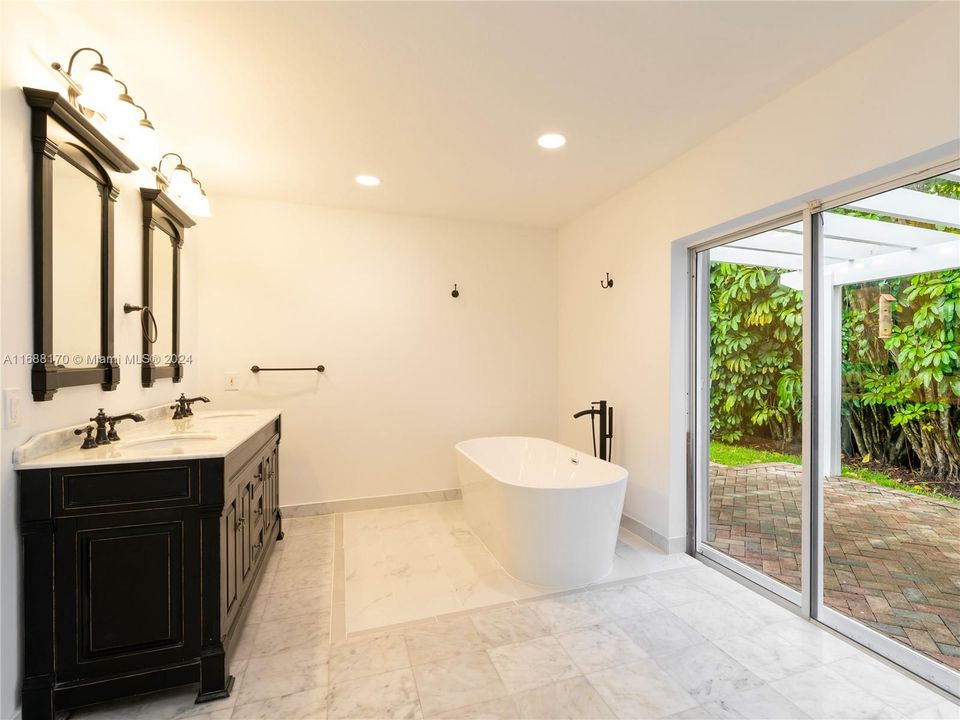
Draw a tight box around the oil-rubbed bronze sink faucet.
[75,408,146,448]
[171,393,211,419]
[106,413,147,441]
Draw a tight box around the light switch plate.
[4,388,22,428]
[224,372,240,391]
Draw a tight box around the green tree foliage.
[708,263,803,444]
[710,177,960,481]
[849,271,960,480]
[709,264,960,480]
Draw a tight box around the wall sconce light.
[190,179,211,217]
[52,50,161,165]
[156,153,212,218]
[54,49,210,218]
[52,47,116,116]
[107,80,142,139]
[127,104,160,167]
[161,153,193,197]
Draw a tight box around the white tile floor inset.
[69,505,959,720]
[342,499,697,633]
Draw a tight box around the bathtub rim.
[455,436,628,491]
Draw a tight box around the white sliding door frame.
[810,163,960,695]
[686,157,960,697]
[687,211,806,608]
[801,205,823,619]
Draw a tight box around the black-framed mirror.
[25,88,137,401]
[141,189,194,387]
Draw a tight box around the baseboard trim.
[620,513,686,554]
[282,488,462,517]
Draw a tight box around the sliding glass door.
[691,165,960,694]
[815,170,960,691]
[692,217,806,604]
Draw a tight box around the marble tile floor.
[341,500,699,634]
[72,507,959,720]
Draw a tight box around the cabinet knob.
[236,516,245,530]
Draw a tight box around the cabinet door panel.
[251,525,265,568]
[55,508,199,680]
[224,498,238,615]
[240,484,251,583]
[270,445,279,527]
[88,531,173,651]
[262,453,272,532]
[252,482,265,533]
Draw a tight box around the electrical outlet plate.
[224,372,240,391]
[4,388,22,428]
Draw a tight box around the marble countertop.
[14,406,281,470]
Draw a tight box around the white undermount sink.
[123,434,218,451]
[192,412,258,419]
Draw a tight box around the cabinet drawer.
[54,463,196,516]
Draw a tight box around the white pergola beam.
[732,223,945,261]
[715,186,959,287]
[780,239,960,289]
[729,231,802,255]
[821,212,959,248]
[844,188,960,230]
[731,230,877,261]
[709,246,803,270]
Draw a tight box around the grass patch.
[839,467,958,504]
[710,441,958,504]
[709,441,800,466]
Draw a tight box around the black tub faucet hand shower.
[573,401,614,461]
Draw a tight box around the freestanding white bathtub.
[455,436,628,587]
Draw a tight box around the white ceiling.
[56,1,927,228]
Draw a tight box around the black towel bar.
[250,365,325,373]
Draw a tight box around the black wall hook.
[451,283,460,298]
[601,273,614,289]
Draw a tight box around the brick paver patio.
[708,462,960,670]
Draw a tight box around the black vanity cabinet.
[19,416,282,720]
[220,433,281,633]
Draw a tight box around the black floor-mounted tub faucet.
[573,400,613,461]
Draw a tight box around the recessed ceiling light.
[355,175,381,187]
[537,133,566,149]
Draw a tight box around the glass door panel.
[695,219,805,599]
[817,170,960,689]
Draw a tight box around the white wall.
[196,196,558,508]
[557,3,960,549]
[0,4,202,716]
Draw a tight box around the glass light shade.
[127,119,159,167]
[167,163,193,199]
[190,180,211,217]
[76,63,116,115]
[107,91,141,139]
